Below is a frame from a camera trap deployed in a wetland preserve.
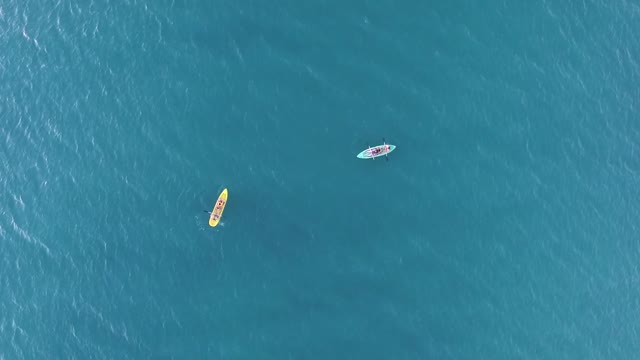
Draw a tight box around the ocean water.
[2,0,640,358]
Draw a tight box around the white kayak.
[357,144,396,159]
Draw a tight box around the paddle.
[382,138,389,161]
[203,210,211,214]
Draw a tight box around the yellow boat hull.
[209,188,228,227]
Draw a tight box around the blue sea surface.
[2,0,640,358]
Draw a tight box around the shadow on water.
[247,198,319,267]
[186,183,322,271]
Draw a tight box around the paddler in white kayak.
[370,146,389,156]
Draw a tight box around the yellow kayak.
[209,188,228,227]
